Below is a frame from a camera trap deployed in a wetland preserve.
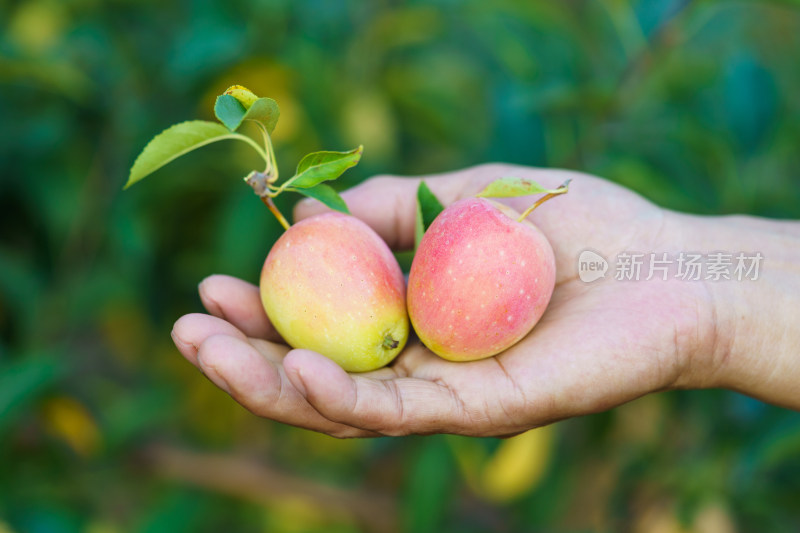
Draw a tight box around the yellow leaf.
[224,85,259,109]
[447,435,489,495]
[479,426,555,503]
[41,396,101,457]
[263,495,354,533]
[8,0,68,55]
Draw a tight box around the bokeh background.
[2,0,800,531]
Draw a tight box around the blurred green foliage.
[2,0,800,531]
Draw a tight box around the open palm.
[172,164,713,437]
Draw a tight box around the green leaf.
[214,94,247,130]
[403,437,456,533]
[244,97,280,133]
[475,176,568,198]
[214,94,280,133]
[418,181,444,230]
[415,181,444,248]
[0,355,62,433]
[125,120,267,189]
[288,183,350,214]
[284,146,363,189]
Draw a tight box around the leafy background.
[2,0,800,531]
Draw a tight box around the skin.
[408,198,556,360]
[171,163,800,438]
[260,212,408,373]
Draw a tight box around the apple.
[407,198,556,361]
[260,212,409,372]
[126,86,390,367]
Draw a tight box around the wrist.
[671,213,800,406]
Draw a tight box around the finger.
[172,313,288,369]
[198,275,281,341]
[172,313,248,367]
[283,349,474,436]
[197,334,379,438]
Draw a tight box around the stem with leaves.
[125,85,362,231]
[414,176,572,252]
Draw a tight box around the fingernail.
[197,280,225,319]
[197,356,232,394]
[171,329,194,353]
[198,274,222,295]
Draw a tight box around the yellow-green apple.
[260,213,408,372]
[407,198,556,361]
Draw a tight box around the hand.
[170,164,733,437]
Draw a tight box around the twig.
[139,443,399,533]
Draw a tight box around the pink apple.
[407,198,556,361]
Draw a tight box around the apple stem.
[382,335,399,350]
[262,196,291,231]
[516,179,572,222]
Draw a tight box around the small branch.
[139,443,398,533]
[263,196,290,231]
[245,171,272,197]
[245,171,290,230]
